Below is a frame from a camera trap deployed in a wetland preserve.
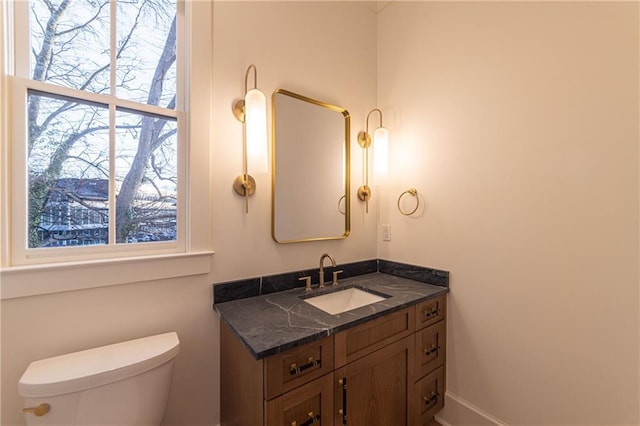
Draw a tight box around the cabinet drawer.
[415,320,446,380]
[335,307,415,367]
[415,295,446,330]
[265,336,334,400]
[265,372,333,426]
[411,366,445,425]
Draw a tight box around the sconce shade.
[372,126,389,185]
[245,88,268,174]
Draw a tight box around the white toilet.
[18,332,180,426]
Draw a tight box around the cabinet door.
[265,373,333,426]
[334,336,414,426]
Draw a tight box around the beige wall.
[3,2,639,426]
[0,2,377,425]
[210,1,378,281]
[377,2,639,425]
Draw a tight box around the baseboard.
[436,391,507,426]
[435,413,453,426]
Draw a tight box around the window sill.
[0,251,214,300]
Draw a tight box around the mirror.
[271,89,350,243]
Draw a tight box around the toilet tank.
[18,332,180,426]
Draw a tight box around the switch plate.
[382,224,391,241]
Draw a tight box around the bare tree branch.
[115,14,176,242]
[27,0,178,246]
[56,1,108,37]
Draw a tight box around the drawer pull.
[291,412,321,426]
[289,356,321,376]
[424,344,440,356]
[424,308,439,318]
[424,391,439,409]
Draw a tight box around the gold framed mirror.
[271,89,350,243]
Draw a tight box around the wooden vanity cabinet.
[220,295,447,426]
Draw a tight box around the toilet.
[18,332,180,426]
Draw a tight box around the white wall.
[0,2,378,425]
[377,2,639,425]
[210,1,378,281]
[4,2,638,425]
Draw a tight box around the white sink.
[303,287,388,315]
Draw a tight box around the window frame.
[0,0,213,299]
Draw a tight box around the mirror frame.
[271,89,350,243]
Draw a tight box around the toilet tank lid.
[18,332,180,398]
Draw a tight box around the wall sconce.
[232,64,268,213]
[357,108,389,213]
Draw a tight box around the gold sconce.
[357,108,389,213]
[232,64,268,213]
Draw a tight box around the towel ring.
[397,188,419,216]
[338,195,346,215]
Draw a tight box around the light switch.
[382,224,391,241]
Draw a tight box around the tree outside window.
[26,0,179,248]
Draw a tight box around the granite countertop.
[215,272,449,359]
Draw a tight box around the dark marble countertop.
[215,272,449,359]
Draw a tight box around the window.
[0,0,213,300]
[7,0,189,265]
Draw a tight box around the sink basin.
[302,287,388,315]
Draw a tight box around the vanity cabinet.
[220,294,447,426]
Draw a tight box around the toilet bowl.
[18,332,180,426]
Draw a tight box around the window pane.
[29,0,110,93]
[23,1,181,254]
[116,0,177,108]
[28,91,110,248]
[115,109,177,244]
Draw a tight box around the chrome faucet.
[318,253,336,288]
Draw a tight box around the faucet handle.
[299,276,312,291]
[332,270,343,286]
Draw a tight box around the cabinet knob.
[22,403,50,417]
